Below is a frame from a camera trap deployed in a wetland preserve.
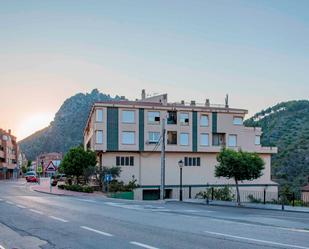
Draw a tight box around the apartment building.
[0,129,18,179]
[84,91,278,200]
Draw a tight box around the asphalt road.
[0,180,309,249]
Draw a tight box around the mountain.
[19,89,120,160]
[244,100,309,191]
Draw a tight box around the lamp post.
[178,159,184,201]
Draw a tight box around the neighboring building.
[301,182,309,204]
[0,129,18,179]
[36,152,63,176]
[84,90,278,200]
[18,151,28,174]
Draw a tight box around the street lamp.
[178,159,184,201]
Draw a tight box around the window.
[148,111,160,124]
[228,135,237,147]
[255,135,261,145]
[96,130,103,144]
[233,117,243,125]
[122,132,135,144]
[96,109,103,122]
[200,133,209,146]
[167,131,177,145]
[180,113,189,125]
[116,156,134,166]
[212,133,225,146]
[167,111,177,125]
[148,132,160,144]
[184,157,201,166]
[122,110,135,123]
[200,114,209,126]
[180,133,189,146]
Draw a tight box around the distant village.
[0,128,62,179]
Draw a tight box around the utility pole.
[160,117,166,200]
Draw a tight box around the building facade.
[0,129,18,179]
[84,91,278,200]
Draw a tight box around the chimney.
[205,99,210,107]
[8,129,11,134]
[141,89,146,100]
[180,100,185,105]
[190,100,196,106]
[225,94,229,108]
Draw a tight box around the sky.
[0,0,308,141]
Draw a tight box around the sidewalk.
[30,180,104,197]
[167,198,309,213]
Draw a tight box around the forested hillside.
[245,100,309,190]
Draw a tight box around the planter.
[107,191,134,200]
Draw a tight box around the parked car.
[25,171,37,183]
[56,174,67,182]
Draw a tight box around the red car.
[25,172,38,183]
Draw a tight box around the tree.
[215,148,265,206]
[60,146,97,184]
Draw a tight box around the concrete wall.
[100,152,275,187]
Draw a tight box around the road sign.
[104,174,112,182]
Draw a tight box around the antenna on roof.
[225,94,229,108]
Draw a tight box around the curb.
[166,200,309,213]
[31,188,70,196]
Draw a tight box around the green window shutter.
[192,111,198,152]
[107,107,119,151]
[212,112,217,133]
[139,108,144,151]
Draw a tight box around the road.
[0,180,309,249]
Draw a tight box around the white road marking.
[279,227,309,233]
[204,231,309,249]
[130,241,160,249]
[150,209,171,212]
[29,209,43,215]
[5,201,14,204]
[207,218,309,234]
[49,216,68,223]
[76,198,96,203]
[16,204,26,209]
[80,226,113,237]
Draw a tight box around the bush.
[58,185,65,190]
[195,186,235,201]
[58,184,94,193]
[248,194,262,203]
[108,179,139,193]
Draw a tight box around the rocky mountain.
[244,100,309,191]
[19,89,119,160]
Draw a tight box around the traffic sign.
[104,174,112,182]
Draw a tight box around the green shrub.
[58,184,93,193]
[248,194,262,203]
[108,179,139,193]
[195,186,235,201]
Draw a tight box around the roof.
[83,99,248,135]
[301,184,309,191]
